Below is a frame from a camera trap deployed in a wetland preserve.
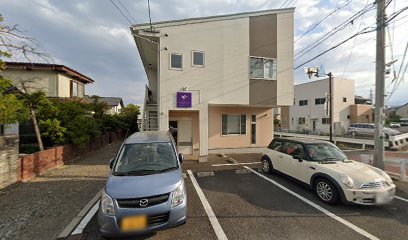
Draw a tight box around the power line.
[295,0,354,44]
[117,0,137,24]
[109,0,133,25]
[280,0,291,8]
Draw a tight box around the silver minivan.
[347,123,400,138]
[98,131,187,238]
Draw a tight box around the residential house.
[395,103,408,118]
[1,62,94,135]
[281,78,373,135]
[132,8,295,161]
[85,95,124,115]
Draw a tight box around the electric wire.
[109,0,133,25]
[117,0,137,24]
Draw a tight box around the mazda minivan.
[98,131,187,237]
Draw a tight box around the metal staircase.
[143,104,159,131]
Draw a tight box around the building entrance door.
[312,120,317,132]
[177,120,193,155]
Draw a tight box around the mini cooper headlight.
[171,182,185,208]
[101,189,115,216]
[381,171,392,183]
[340,174,354,188]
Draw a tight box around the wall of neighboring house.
[58,74,84,98]
[350,104,374,123]
[396,104,408,118]
[1,69,58,96]
[289,78,354,134]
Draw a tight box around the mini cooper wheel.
[314,178,339,205]
[261,158,273,174]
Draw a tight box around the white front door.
[177,120,193,155]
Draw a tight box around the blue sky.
[0,0,407,106]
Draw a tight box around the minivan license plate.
[121,215,147,232]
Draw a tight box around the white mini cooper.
[261,138,396,205]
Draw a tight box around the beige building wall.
[208,106,273,150]
[396,104,408,118]
[350,104,374,123]
[58,74,84,98]
[1,69,57,96]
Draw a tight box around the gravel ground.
[0,142,122,240]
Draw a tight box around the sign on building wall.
[176,92,192,108]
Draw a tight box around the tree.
[0,77,28,127]
[119,104,140,134]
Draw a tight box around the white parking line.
[395,196,408,203]
[212,162,260,167]
[72,200,100,235]
[244,166,381,240]
[187,170,228,240]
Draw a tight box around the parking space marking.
[187,170,228,240]
[72,200,100,235]
[212,162,259,167]
[395,196,408,203]
[244,166,381,240]
[58,189,102,238]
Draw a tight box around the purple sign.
[177,92,192,108]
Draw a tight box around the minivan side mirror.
[293,155,302,162]
[178,153,184,163]
[109,158,115,169]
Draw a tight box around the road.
[63,166,408,240]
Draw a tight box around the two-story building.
[1,62,94,135]
[132,8,295,161]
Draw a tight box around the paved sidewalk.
[0,142,121,240]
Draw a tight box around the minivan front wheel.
[314,178,339,204]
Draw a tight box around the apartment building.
[132,8,295,161]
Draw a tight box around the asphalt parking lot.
[62,163,408,240]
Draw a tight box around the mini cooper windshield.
[305,143,347,162]
[113,142,178,176]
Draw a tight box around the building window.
[170,53,183,70]
[192,51,204,67]
[315,98,325,105]
[347,115,350,119]
[299,117,305,125]
[71,81,78,97]
[249,57,277,80]
[343,97,347,102]
[222,114,246,135]
[322,118,330,124]
[299,100,308,106]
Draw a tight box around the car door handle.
[309,166,316,170]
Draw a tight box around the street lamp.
[304,65,334,143]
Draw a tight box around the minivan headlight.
[340,174,354,188]
[101,190,115,216]
[171,182,185,208]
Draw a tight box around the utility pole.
[374,0,386,170]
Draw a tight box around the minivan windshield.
[113,142,178,176]
[305,143,347,162]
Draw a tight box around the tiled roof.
[4,62,94,83]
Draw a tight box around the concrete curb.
[227,158,238,164]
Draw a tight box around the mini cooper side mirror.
[293,155,302,162]
[178,153,184,163]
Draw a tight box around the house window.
[192,51,204,67]
[347,115,350,119]
[249,57,277,80]
[343,97,347,102]
[222,114,246,135]
[299,100,308,106]
[71,81,78,97]
[315,98,326,105]
[322,118,330,124]
[170,53,183,70]
[299,117,305,125]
